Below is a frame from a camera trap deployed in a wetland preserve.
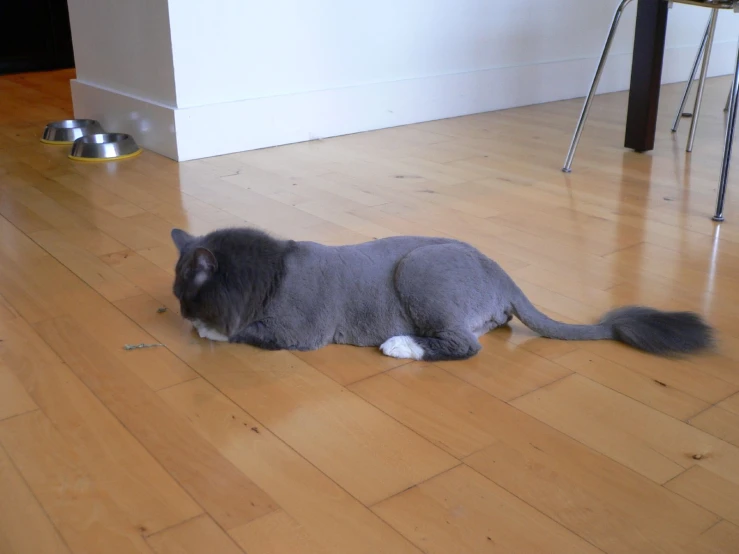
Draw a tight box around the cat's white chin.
[380,336,424,360]
[191,319,229,342]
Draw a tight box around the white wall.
[67,0,177,105]
[69,0,739,161]
[168,0,739,107]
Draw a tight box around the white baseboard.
[71,41,737,162]
[71,81,179,160]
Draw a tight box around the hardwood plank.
[0,188,53,234]
[491,209,640,256]
[0,182,92,238]
[349,365,502,458]
[718,392,739,416]
[137,245,178,275]
[0,411,155,554]
[552,349,709,421]
[350,360,719,553]
[0,223,95,324]
[18,172,171,251]
[0,213,53,263]
[99,249,179,310]
[346,205,462,240]
[47,226,129,257]
[512,374,738,484]
[0,292,20,321]
[34,315,277,530]
[510,263,616,309]
[147,515,243,554]
[159,378,422,554]
[377,202,514,247]
[3,69,739,553]
[0,444,70,554]
[0,360,37,421]
[374,465,600,553]
[465,412,718,553]
[666,466,739,526]
[29,229,143,302]
[0,316,202,534]
[117,293,459,507]
[229,511,328,554]
[0,230,195,390]
[55,289,196,392]
[577,341,736,404]
[690,406,739,447]
[680,520,739,554]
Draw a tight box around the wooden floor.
[1,69,739,554]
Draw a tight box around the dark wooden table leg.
[624,0,669,152]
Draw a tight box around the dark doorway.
[0,0,75,76]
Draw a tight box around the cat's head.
[171,226,289,336]
[171,228,230,334]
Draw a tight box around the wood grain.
[2,68,739,553]
[147,515,243,554]
[373,465,600,553]
[0,445,70,554]
[159,378,422,554]
[34,315,276,530]
[512,374,739,484]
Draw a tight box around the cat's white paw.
[380,336,424,360]
[192,320,229,342]
[200,328,229,342]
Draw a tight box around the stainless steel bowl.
[41,119,104,144]
[68,133,142,162]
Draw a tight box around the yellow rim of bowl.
[40,138,75,145]
[68,148,142,163]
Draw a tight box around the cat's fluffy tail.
[510,289,714,356]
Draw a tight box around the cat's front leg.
[192,320,229,342]
[229,322,285,351]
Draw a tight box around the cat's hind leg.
[380,329,481,362]
[390,242,504,359]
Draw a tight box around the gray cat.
[171,227,713,361]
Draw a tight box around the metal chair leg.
[687,8,719,153]
[672,13,712,132]
[713,36,739,222]
[725,88,731,113]
[562,0,634,173]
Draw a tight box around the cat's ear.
[171,228,195,253]
[190,247,218,287]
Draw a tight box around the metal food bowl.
[41,119,104,144]
[68,133,142,162]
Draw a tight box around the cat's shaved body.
[171,227,713,360]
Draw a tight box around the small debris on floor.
[692,453,704,460]
[123,343,165,351]
[156,307,167,313]
[251,426,260,434]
